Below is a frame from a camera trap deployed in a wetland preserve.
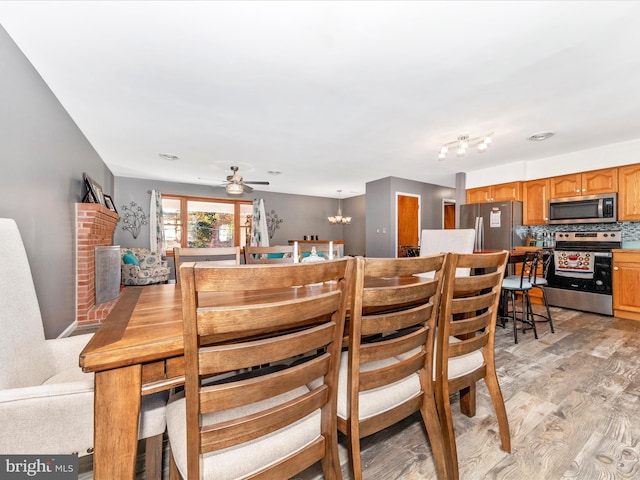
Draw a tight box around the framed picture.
[82,172,104,205]
[103,194,117,213]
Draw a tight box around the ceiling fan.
[222,166,270,195]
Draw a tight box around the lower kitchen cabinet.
[613,250,640,320]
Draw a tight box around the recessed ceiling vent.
[527,131,555,141]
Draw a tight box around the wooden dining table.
[80,275,430,479]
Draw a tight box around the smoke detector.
[527,131,555,141]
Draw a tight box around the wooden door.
[443,204,455,229]
[618,164,640,221]
[397,195,419,254]
[581,167,618,195]
[522,178,550,225]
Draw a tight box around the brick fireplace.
[76,203,121,327]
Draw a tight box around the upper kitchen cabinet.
[550,168,618,199]
[522,178,550,225]
[466,181,521,204]
[618,163,640,221]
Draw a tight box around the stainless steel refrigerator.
[459,201,524,251]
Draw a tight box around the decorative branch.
[266,209,283,239]
[120,201,148,239]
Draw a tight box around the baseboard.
[58,320,79,338]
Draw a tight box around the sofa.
[121,247,170,285]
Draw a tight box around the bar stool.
[501,251,538,343]
[530,249,555,333]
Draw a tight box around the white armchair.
[0,219,167,475]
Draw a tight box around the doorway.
[396,193,420,257]
[443,199,455,229]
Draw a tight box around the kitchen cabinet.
[522,178,550,225]
[618,163,640,221]
[613,250,640,321]
[550,168,618,199]
[466,181,521,204]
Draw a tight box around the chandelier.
[328,190,351,225]
[438,132,493,160]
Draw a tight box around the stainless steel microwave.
[548,193,617,224]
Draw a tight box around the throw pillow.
[122,252,140,265]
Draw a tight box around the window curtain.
[149,190,165,254]
[250,198,269,247]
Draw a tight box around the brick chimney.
[76,203,121,326]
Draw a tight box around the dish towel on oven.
[554,251,595,278]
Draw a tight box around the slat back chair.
[299,244,341,259]
[173,246,240,284]
[435,251,510,480]
[244,245,295,264]
[167,258,354,480]
[337,254,450,480]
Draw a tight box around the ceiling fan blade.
[242,184,254,193]
[244,181,270,185]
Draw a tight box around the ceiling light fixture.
[226,182,244,195]
[438,132,493,161]
[328,190,351,225]
[159,153,180,161]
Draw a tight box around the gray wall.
[366,176,456,258]
[342,195,366,256]
[0,26,114,338]
[114,177,367,277]
[0,22,454,336]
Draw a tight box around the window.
[161,195,253,255]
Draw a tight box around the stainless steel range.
[546,230,621,316]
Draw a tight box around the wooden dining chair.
[338,254,450,480]
[434,251,510,480]
[173,246,240,284]
[244,245,295,264]
[166,258,354,479]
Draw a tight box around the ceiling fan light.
[226,183,244,195]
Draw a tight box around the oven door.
[548,251,612,294]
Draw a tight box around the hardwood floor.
[79,306,640,479]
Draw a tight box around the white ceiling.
[2,1,640,198]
